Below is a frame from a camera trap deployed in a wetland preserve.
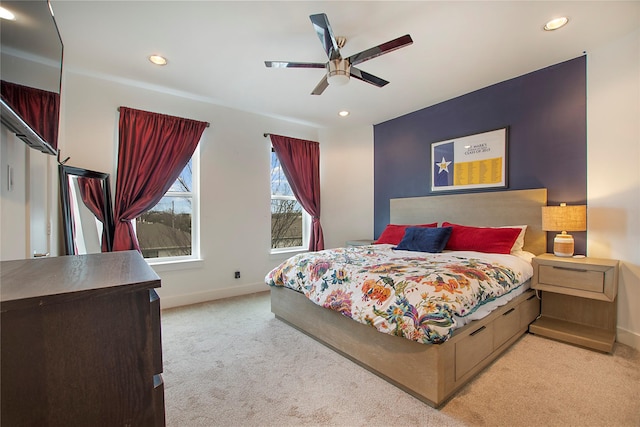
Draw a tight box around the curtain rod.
[116,107,210,127]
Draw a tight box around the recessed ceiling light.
[544,17,569,31]
[0,6,16,20]
[148,55,168,66]
[338,110,350,117]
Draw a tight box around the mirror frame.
[59,164,115,255]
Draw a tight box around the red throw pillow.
[442,222,521,254]
[375,223,437,245]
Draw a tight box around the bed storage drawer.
[455,322,494,380]
[519,291,540,329]
[493,306,521,349]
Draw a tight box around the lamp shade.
[541,204,587,232]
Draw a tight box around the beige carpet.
[161,291,640,426]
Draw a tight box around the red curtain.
[77,177,108,252]
[270,134,324,251]
[113,107,207,252]
[1,80,59,150]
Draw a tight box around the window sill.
[146,257,204,272]
[269,248,307,260]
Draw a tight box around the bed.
[267,188,547,407]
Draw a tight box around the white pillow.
[511,249,535,263]
[500,225,527,253]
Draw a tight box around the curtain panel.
[113,107,208,252]
[1,80,60,149]
[270,134,324,251]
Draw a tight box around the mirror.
[59,165,115,255]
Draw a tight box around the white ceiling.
[50,1,639,128]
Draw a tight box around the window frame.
[135,146,200,265]
[270,148,310,254]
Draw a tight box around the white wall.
[587,29,640,350]
[319,126,374,250]
[60,71,374,308]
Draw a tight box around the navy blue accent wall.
[373,56,587,254]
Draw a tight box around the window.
[271,149,309,252]
[135,149,199,261]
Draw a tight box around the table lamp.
[541,203,587,257]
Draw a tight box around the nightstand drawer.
[538,265,604,293]
[532,254,619,301]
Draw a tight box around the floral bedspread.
[266,244,533,344]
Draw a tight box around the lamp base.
[553,233,574,257]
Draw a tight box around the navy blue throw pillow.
[394,226,453,253]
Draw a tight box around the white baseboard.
[160,282,268,309]
[617,326,640,351]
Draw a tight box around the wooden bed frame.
[270,188,547,407]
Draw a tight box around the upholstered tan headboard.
[390,188,547,255]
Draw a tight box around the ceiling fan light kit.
[265,13,412,95]
[328,59,350,86]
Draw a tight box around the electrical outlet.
[234,271,241,279]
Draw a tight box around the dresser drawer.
[150,289,163,374]
[153,374,166,426]
[538,265,604,293]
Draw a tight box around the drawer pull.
[552,266,588,273]
[470,325,486,336]
[526,294,536,301]
[502,308,516,316]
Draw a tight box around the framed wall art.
[431,127,508,192]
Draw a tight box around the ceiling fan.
[264,13,413,95]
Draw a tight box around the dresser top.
[1,251,160,311]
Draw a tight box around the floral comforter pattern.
[266,245,533,344]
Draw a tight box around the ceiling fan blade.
[265,61,326,69]
[309,13,341,61]
[311,75,329,95]
[348,34,413,66]
[350,67,389,88]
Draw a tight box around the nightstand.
[346,239,375,247]
[529,253,619,353]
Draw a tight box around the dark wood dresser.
[1,250,165,426]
